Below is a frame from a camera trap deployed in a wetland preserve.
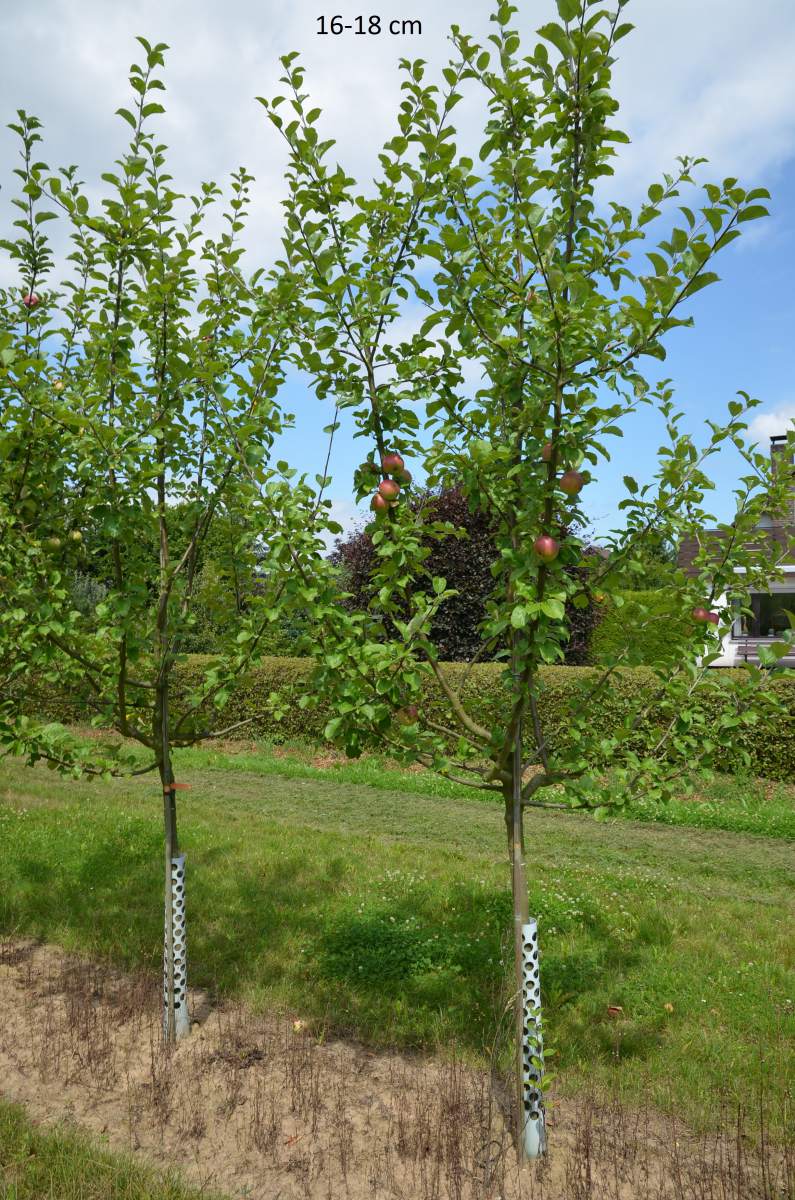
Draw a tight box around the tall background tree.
[262,0,795,1159]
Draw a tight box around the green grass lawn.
[1,740,793,1140]
[0,1102,224,1200]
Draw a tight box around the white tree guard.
[163,853,190,1041]
[521,919,546,1158]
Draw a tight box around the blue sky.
[1,0,793,543]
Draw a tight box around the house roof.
[677,524,795,578]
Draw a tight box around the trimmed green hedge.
[17,654,795,783]
[589,589,692,667]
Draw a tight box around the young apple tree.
[0,42,317,1044]
[263,0,794,1157]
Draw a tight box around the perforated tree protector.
[163,853,190,1040]
[521,919,546,1158]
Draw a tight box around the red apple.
[395,704,419,726]
[370,493,389,514]
[396,468,412,485]
[706,611,720,625]
[691,607,710,622]
[381,451,405,474]
[22,292,40,309]
[533,534,560,562]
[559,470,585,496]
[541,442,554,463]
[378,479,400,501]
[360,460,380,475]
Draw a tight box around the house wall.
[710,568,795,667]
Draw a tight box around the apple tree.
[261,0,794,1156]
[0,41,322,1044]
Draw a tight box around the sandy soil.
[0,940,786,1200]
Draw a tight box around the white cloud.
[747,404,795,444]
[3,0,794,277]
[609,1,795,193]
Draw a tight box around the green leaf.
[555,0,580,21]
[737,205,769,223]
[541,598,565,620]
[324,717,342,740]
[537,22,572,58]
[511,606,528,629]
[683,271,719,297]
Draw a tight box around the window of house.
[736,592,795,637]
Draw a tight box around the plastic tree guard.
[521,918,546,1158]
[163,853,190,1041]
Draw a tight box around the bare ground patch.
[0,939,791,1199]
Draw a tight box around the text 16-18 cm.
[317,15,422,35]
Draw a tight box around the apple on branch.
[533,534,560,562]
[559,470,585,496]
[381,451,405,474]
[377,479,400,502]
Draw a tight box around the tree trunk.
[505,732,546,1160]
